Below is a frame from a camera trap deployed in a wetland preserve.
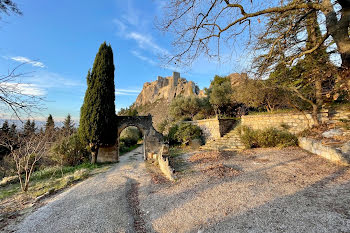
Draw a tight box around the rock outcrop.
[135,72,201,107]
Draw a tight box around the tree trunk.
[90,144,98,164]
[311,103,320,126]
[315,79,323,109]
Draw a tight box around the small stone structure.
[241,109,350,134]
[186,117,236,142]
[97,115,164,163]
[299,137,350,165]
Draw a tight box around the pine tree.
[45,114,55,133]
[23,119,32,136]
[79,42,116,163]
[30,120,36,134]
[63,113,74,135]
[1,121,10,134]
[9,123,17,137]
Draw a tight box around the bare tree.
[0,0,22,21]
[1,132,53,192]
[159,0,350,74]
[0,63,45,120]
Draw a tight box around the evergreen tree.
[30,120,36,134]
[45,114,55,132]
[63,113,74,135]
[9,123,17,137]
[23,119,32,136]
[79,42,116,164]
[1,121,10,134]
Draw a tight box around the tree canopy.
[79,42,116,163]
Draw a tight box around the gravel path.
[10,146,350,233]
[13,146,150,233]
[140,147,350,233]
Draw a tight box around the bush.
[168,122,202,145]
[51,133,89,166]
[120,127,142,147]
[239,126,297,148]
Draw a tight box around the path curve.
[15,146,149,233]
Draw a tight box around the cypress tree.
[79,42,116,163]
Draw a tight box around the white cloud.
[115,88,141,93]
[115,88,141,96]
[113,19,127,35]
[131,50,157,65]
[1,82,46,96]
[9,56,45,68]
[115,91,138,96]
[127,32,169,56]
[28,71,82,89]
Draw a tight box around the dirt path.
[8,146,350,233]
[12,146,151,233]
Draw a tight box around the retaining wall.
[241,110,350,134]
[187,118,236,141]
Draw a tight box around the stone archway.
[97,115,164,163]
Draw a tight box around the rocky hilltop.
[134,72,248,129]
[135,72,203,107]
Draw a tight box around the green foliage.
[168,122,202,145]
[157,119,169,134]
[117,106,138,116]
[119,127,142,155]
[23,119,36,136]
[1,121,9,133]
[238,126,298,148]
[63,114,75,135]
[51,133,89,166]
[79,42,117,148]
[169,96,204,120]
[120,127,141,147]
[45,114,55,132]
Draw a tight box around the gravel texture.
[13,146,150,233]
[140,147,350,233]
[9,146,350,233]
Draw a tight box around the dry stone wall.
[241,110,350,134]
[187,118,236,141]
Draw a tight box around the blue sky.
[0,0,248,122]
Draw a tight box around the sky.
[0,0,249,122]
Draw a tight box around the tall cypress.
[79,42,116,163]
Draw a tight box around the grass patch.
[247,109,296,115]
[0,162,112,200]
[119,144,141,156]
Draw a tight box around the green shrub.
[120,127,142,147]
[239,126,297,148]
[51,133,89,166]
[167,122,202,145]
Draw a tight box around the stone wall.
[241,110,350,134]
[299,137,349,165]
[187,118,236,141]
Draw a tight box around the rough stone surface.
[135,72,201,107]
[322,128,344,138]
[187,118,236,141]
[299,137,350,165]
[97,115,164,163]
[241,110,350,134]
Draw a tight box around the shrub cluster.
[168,122,202,145]
[238,126,298,148]
[50,133,89,166]
[119,127,142,154]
